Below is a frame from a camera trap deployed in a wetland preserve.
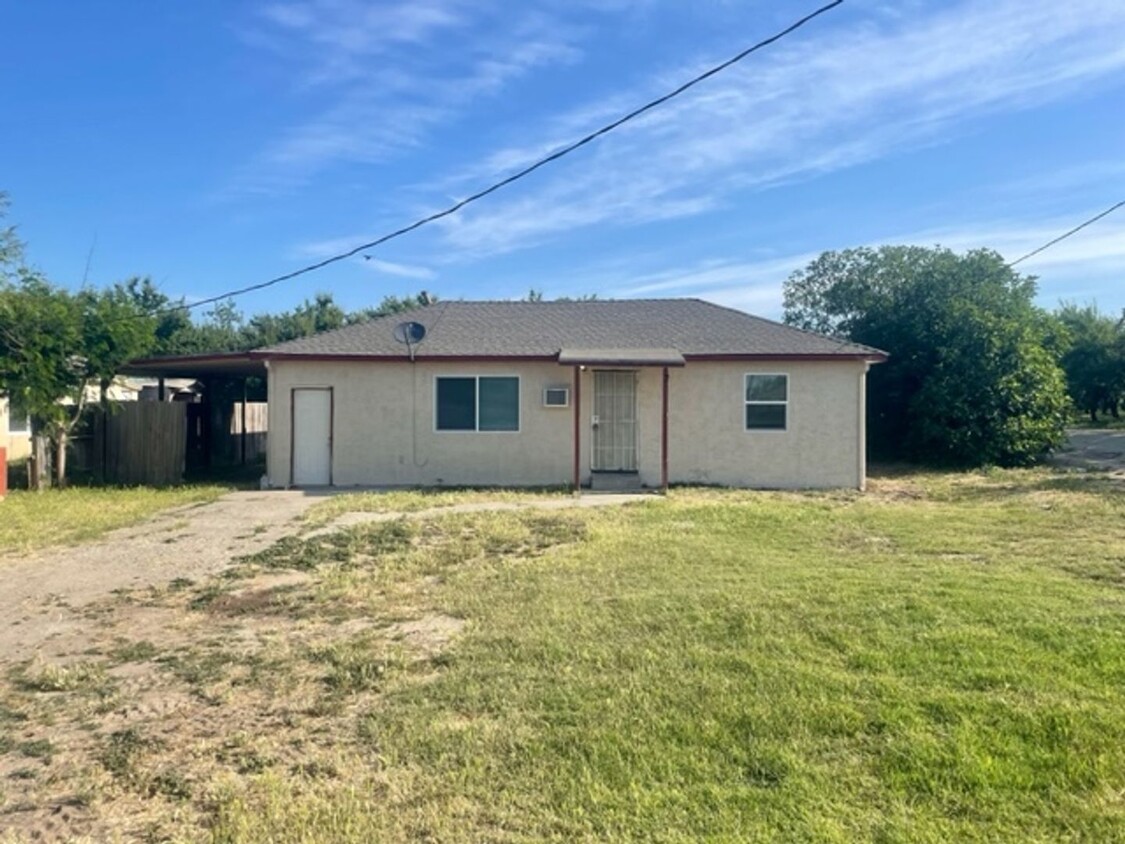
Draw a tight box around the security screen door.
[592,370,637,471]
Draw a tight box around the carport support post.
[157,377,165,402]
[661,366,669,493]
[240,378,248,466]
[572,365,581,494]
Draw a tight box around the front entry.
[291,388,332,486]
[592,370,637,471]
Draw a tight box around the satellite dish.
[393,321,426,344]
[393,321,426,360]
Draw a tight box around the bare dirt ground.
[1050,428,1125,478]
[0,491,326,663]
[0,493,605,842]
[304,492,655,537]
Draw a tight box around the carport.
[120,352,269,478]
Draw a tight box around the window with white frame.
[744,373,787,430]
[436,376,520,432]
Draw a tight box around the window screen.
[745,374,788,430]
[436,377,476,431]
[479,377,519,431]
[436,376,519,432]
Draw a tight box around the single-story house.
[251,299,886,490]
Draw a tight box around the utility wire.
[131,0,845,321]
[1008,199,1125,267]
[821,199,1125,351]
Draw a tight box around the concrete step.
[589,471,643,492]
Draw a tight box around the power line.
[1008,199,1125,267]
[136,0,845,320]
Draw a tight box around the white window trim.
[434,374,522,433]
[744,372,788,432]
[543,386,570,408]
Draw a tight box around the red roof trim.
[259,351,886,364]
[130,350,887,367]
[257,352,560,363]
[684,353,887,363]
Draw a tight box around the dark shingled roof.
[257,299,885,360]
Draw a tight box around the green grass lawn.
[208,469,1125,842]
[2,469,1123,842]
[0,484,230,554]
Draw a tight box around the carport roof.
[120,352,266,379]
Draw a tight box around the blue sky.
[2,0,1124,320]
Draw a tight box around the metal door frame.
[591,369,637,472]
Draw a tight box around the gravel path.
[0,490,323,661]
[1051,428,1125,476]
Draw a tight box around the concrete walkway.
[1051,428,1125,476]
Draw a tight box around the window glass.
[745,374,788,430]
[479,377,519,431]
[746,403,786,430]
[436,377,476,431]
[745,374,787,402]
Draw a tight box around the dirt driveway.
[0,489,649,664]
[0,490,325,662]
[1051,428,1125,476]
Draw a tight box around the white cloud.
[361,257,436,281]
[228,1,585,195]
[434,0,1125,256]
[597,210,1125,317]
[291,234,435,279]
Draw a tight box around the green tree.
[0,274,84,486]
[1055,302,1124,421]
[783,246,1070,466]
[122,277,195,356]
[78,283,157,408]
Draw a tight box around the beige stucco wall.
[268,360,578,488]
[267,358,868,490]
[668,360,867,489]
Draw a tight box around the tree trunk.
[30,435,49,491]
[53,431,68,489]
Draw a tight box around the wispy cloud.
[292,234,436,280]
[598,210,1125,317]
[227,0,586,195]
[361,257,436,281]
[433,0,1125,256]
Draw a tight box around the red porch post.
[572,365,581,493]
[661,366,669,492]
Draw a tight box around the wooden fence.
[224,402,268,464]
[65,400,268,486]
[93,402,188,486]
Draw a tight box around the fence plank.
[103,402,187,486]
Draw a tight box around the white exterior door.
[592,370,637,471]
[292,388,332,486]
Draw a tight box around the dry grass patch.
[2,473,1124,841]
[0,485,230,554]
[0,509,587,842]
[302,486,570,527]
